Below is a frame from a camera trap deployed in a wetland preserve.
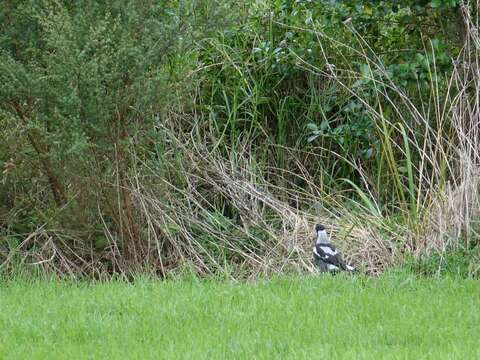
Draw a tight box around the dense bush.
[0,0,236,268]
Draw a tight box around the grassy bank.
[1,275,479,359]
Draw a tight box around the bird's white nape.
[316,229,329,244]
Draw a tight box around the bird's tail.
[345,264,355,272]
[338,257,355,272]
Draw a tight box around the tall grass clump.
[290,2,480,273]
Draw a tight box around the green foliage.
[198,0,459,181]
[0,0,235,244]
[431,0,460,8]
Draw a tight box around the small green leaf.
[306,123,318,132]
[320,120,329,131]
[360,64,370,77]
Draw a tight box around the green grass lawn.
[0,274,479,359]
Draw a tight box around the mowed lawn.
[0,275,479,359]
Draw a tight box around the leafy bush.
[0,0,238,267]
[196,0,460,186]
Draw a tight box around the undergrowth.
[1,1,478,278]
[404,246,480,278]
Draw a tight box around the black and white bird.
[312,224,355,273]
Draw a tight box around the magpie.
[312,224,355,272]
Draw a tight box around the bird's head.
[315,224,325,232]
